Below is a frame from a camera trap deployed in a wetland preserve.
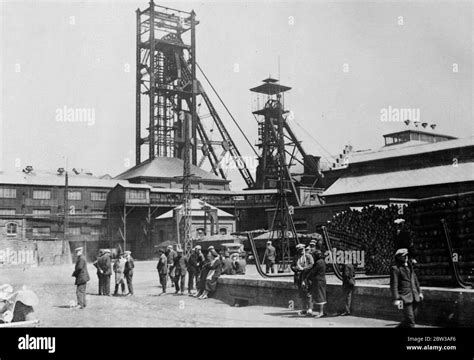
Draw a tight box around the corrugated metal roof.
[156,198,234,219]
[349,136,474,164]
[322,162,474,197]
[0,170,129,188]
[115,157,227,182]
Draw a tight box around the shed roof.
[322,162,474,197]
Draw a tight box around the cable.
[197,63,259,157]
[290,117,337,164]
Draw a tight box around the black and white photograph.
[0,0,473,356]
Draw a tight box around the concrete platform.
[215,271,474,327]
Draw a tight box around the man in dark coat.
[264,241,276,274]
[124,251,135,296]
[93,249,105,295]
[72,247,90,309]
[307,249,327,318]
[187,246,205,295]
[165,245,177,287]
[173,248,187,295]
[157,249,168,295]
[390,248,423,328]
[339,261,355,316]
[99,249,112,296]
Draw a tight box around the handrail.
[246,231,293,278]
[441,219,472,289]
[321,226,390,281]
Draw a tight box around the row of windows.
[0,188,107,201]
[4,223,101,237]
[0,208,105,215]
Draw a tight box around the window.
[0,188,16,198]
[33,227,50,237]
[33,190,51,200]
[68,191,82,201]
[128,190,146,200]
[219,228,228,235]
[67,227,81,235]
[0,209,16,215]
[33,209,51,215]
[6,222,18,236]
[90,191,107,201]
[90,226,100,235]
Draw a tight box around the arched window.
[219,228,227,235]
[6,222,18,237]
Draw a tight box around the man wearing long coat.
[72,247,90,309]
[390,248,423,328]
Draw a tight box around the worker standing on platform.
[291,244,313,317]
[390,248,423,328]
[264,241,276,274]
[339,260,355,316]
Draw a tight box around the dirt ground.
[0,261,397,327]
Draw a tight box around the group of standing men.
[71,247,135,310]
[156,245,225,299]
[93,249,135,296]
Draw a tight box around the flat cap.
[395,248,408,256]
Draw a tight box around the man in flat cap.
[264,240,276,274]
[99,249,112,296]
[291,243,314,316]
[165,245,177,288]
[124,251,134,296]
[390,248,423,327]
[93,249,105,295]
[187,246,205,295]
[71,247,90,309]
[173,248,187,295]
[157,248,168,295]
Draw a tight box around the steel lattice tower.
[136,2,255,189]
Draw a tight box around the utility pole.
[63,164,69,244]
[181,110,193,256]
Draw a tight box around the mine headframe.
[250,78,323,207]
[136,1,255,189]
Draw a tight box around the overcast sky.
[1,0,472,189]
